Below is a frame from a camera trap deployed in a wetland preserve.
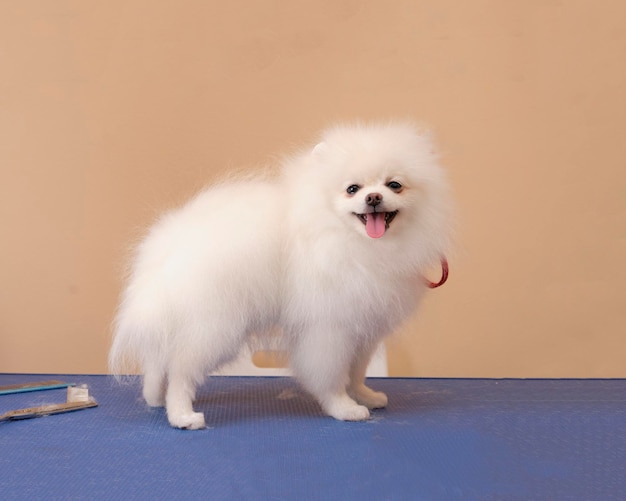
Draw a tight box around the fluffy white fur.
[109,122,452,429]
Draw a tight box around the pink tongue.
[365,212,386,238]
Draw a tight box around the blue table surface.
[1,374,625,500]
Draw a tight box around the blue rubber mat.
[0,375,624,499]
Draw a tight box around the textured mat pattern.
[1,375,624,499]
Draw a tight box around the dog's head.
[308,122,449,244]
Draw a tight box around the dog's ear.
[311,141,329,158]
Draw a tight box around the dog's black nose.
[365,192,383,207]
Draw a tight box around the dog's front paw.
[167,411,206,430]
[350,385,388,409]
[323,395,370,421]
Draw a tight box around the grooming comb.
[0,384,97,422]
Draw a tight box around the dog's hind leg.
[142,361,166,408]
[165,357,206,430]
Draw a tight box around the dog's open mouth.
[354,210,398,239]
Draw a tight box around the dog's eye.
[387,181,403,192]
[346,184,361,195]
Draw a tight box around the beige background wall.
[1,1,624,376]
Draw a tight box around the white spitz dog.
[110,122,452,429]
